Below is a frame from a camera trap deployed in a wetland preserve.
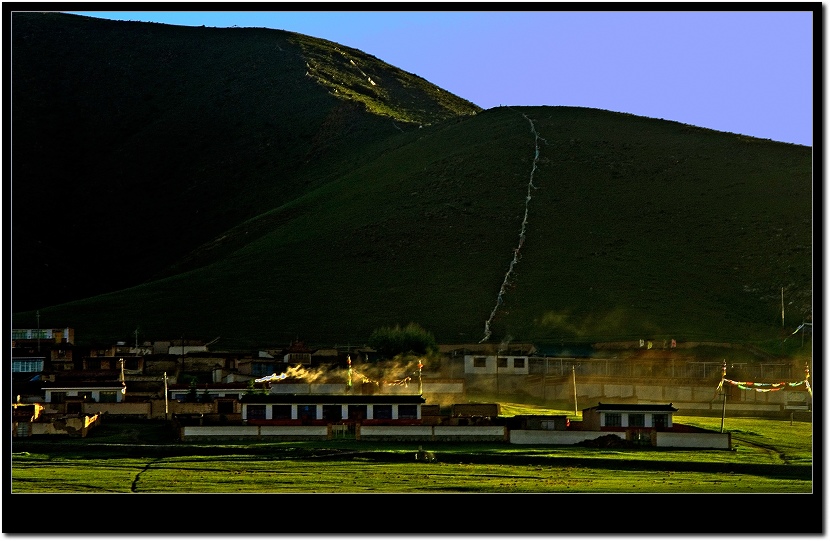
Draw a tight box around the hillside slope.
[11,12,480,311]
[18,106,812,352]
[11,14,812,355]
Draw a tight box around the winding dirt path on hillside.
[481,109,547,343]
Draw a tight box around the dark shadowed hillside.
[10,13,812,357]
[11,12,480,312]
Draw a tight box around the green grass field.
[10,452,810,493]
[11,413,812,494]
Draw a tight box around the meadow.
[9,452,810,494]
[11,412,812,494]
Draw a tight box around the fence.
[527,358,802,380]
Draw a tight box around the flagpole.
[120,358,127,399]
[720,360,727,433]
[418,359,424,395]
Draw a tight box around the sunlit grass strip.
[11,455,150,493]
[12,455,811,493]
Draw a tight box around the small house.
[282,339,313,365]
[240,393,426,425]
[42,382,127,414]
[581,402,677,431]
[464,354,530,375]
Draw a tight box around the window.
[322,404,343,421]
[473,357,487,368]
[99,391,118,403]
[217,400,235,414]
[125,358,139,370]
[252,363,274,377]
[513,357,526,369]
[12,359,43,373]
[297,405,317,420]
[348,404,367,421]
[288,353,310,364]
[373,404,393,420]
[653,414,668,430]
[604,413,622,427]
[51,392,66,404]
[497,357,508,368]
[628,414,645,427]
[86,359,101,370]
[247,405,266,420]
[271,404,292,419]
[398,405,418,420]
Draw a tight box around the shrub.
[368,322,438,359]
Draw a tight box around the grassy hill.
[11,12,480,311]
[10,13,812,357]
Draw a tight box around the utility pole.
[781,286,785,327]
[495,351,499,397]
[781,287,785,355]
[572,365,578,416]
[801,321,812,347]
[164,372,169,420]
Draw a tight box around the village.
[11,326,811,449]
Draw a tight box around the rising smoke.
[255,356,426,388]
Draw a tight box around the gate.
[330,423,356,440]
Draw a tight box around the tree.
[245,378,268,395]
[368,322,438,359]
[186,379,198,402]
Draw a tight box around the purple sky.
[66,9,814,147]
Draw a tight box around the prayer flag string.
[716,361,812,396]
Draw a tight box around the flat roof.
[240,394,426,404]
[42,384,124,390]
[586,403,678,412]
